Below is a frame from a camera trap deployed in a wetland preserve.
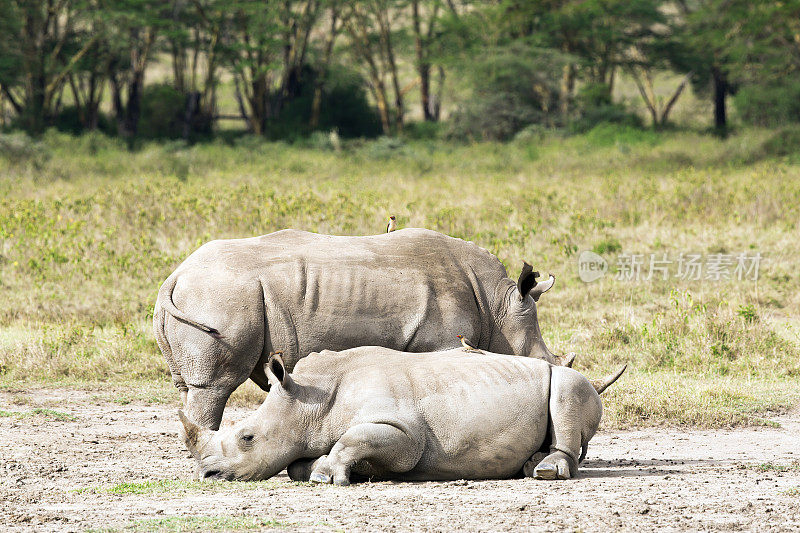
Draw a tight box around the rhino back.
[182,229,509,368]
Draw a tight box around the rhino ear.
[266,352,292,390]
[517,262,539,299]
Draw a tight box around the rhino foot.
[309,472,332,484]
[531,457,572,480]
[309,456,352,486]
[532,462,566,480]
[310,468,351,486]
[522,452,549,477]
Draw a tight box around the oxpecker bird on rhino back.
[179,348,626,483]
[154,228,567,429]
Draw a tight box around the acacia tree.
[0,0,100,132]
[343,0,406,134]
[704,0,800,126]
[213,0,322,135]
[309,2,344,129]
[66,3,114,131]
[100,0,171,141]
[624,17,693,129]
[665,0,740,132]
[411,0,449,121]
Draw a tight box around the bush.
[138,84,185,139]
[759,126,800,158]
[568,83,643,133]
[448,93,545,142]
[51,106,113,135]
[403,121,442,140]
[734,82,800,127]
[0,132,51,168]
[265,64,382,140]
[446,44,564,141]
[583,123,661,148]
[138,84,213,140]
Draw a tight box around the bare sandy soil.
[1,388,798,532]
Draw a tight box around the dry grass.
[0,126,798,426]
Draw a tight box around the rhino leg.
[309,423,422,486]
[183,386,234,432]
[527,370,591,481]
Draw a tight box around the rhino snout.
[201,467,234,481]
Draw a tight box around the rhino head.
[491,262,575,367]
[178,354,314,481]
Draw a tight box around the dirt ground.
[1,388,798,532]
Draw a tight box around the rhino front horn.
[590,364,627,395]
[178,409,205,457]
[531,274,555,302]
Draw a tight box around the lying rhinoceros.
[178,347,624,483]
[155,228,570,430]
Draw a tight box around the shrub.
[568,83,644,133]
[759,126,800,158]
[583,123,661,148]
[0,132,51,168]
[138,84,185,139]
[403,121,442,140]
[734,82,800,127]
[265,64,382,140]
[138,85,213,140]
[51,106,114,135]
[446,44,564,141]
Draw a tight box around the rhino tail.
[158,274,221,338]
[579,440,588,464]
[590,364,627,395]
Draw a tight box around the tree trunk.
[712,67,727,131]
[182,91,200,140]
[377,11,403,133]
[373,80,391,135]
[412,0,434,121]
[310,10,339,130]
[432,66,444,120]
[559,62,575,118]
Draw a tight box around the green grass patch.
[96,516,288,532]
[0,408,77,421]
[601,372,800,428]
[75,479,294,496]
[755,462,800,473]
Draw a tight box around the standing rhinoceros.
[179,348,625,482]
[154,228,568,429]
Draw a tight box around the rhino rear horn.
[590,364,627,395]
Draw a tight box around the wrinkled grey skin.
[155,228,565,430]
[179,347,624,483]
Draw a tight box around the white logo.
[578,251,608,282]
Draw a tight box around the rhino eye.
[240,434,254,443]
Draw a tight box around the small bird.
[386,215,397,233]
[457,334,483,354]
